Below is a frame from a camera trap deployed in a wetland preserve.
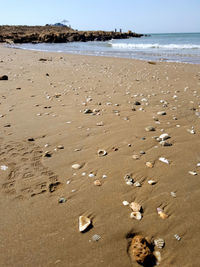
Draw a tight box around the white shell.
[134,181,141,187]
[148,180,156,185]
[159,157,169,164]
[129,202,141,212]
[154,251,162,264]
[130,211,142,220]
[122,200,129,206]
[72,164,81,170]
[174,234,181,241]
[188,171,197,176]
[0,165,8,171]
[154,238,165,249]
[97,149,107,157]
[158,133,170,141]
[79,216,91,232]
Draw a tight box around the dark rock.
[134,101,141,106]
[0,75,8,80]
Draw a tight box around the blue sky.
[1,0,200,33]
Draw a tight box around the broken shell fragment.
[157,208,168,219]
[94,180,102,186]
[159,157,169,164]
[153,251,162,264]
[154,238,165,249]
[148,180,156,185]
[146,161,154,168]
[123,200,129,206]
[188,171,197,176]
[72,163,81,170]
[97,149,107,157]
[130,211,142,220]
[130,202,142,212]
[145,126,156,132]
[132,154,140,160]
[79,216,91,232]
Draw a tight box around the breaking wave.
[110,43,200,50]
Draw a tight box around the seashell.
[0,165,8,171]
[132,154,140,160]
[57,145,64,149]
[148,180,156,185]
[174,234,181,241]
[83,109,93,114]
[126,180,134,186]
[134,182,141,187]
[72,163,81,170]
[97,149,107,157]
[94,180,101,186]
[160,141,172,146]
[129,235,152,265]
[43,151,52,157]
[170,192,176,198]
[157,111,166,116]
[96,121,104,126]
[130,211,142,220]
[79,216,91,232]
[58,197,66,203]
[102,174,107,179]
[157,208,168,219]
[123,200,129,206]
[188,171,197,176]
[130,202,142,212]
[146,162,154,168]
[197,163,200,167]
[145,126,156,132]
[187,129,195,134]
[88,173,95,178]
[92,234,101,242]
[154,238,165,249]
[158,133,170,141]
[124,174,134,185]
[153,251,162,264]
[159,157,169,164]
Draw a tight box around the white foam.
[110,43,200,50]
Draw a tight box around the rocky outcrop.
[0,26,144,44]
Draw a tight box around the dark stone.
[0,75,8,80]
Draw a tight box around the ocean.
[11,32,200,64]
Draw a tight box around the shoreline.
[0,45,200,267]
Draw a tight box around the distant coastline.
[0,25,144,44]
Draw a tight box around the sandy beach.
[0,45,200,266]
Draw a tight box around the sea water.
[11,32,200,64]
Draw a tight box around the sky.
[1,0,200,33]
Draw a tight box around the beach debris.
[92,234,101,242]
[160,141,172,146]
[124,174,134,185]
[0,75,8,80]
[140,150,146,155]
[79,216,91,232]
[94,180,102,186]
[1,165,8,171]
[153,251,162,264]
[132,154,140,160]
[83,109,93,114]
[154,238,165,249]
[43,151,52,157]
[197,163,200,167]
[57,145,64,149]
[188,171,197,176]
[72,163,81,170]
[148,180,156,185]
[187,129,195,134]
[145,126,156,132]
[97,149,107,157]
[158,133,170,141]
[129,235,153,265]
[174,234,181,241]
[146,161,154,168]
[88,173,95,178]
[157,111,166,116]
[28,138,35,141]
[102,174,107,179]
[130,211,142,220]
[58,197,66,203]
[134,181,141,187]
[123,201,129,206]
[157,208,168,219]
[130,202,142,212]
[171,192,176,198]
[159,157,169,164]
[96,121,104,126]
[133,101,141,106]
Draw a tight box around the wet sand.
[0,45,200,267]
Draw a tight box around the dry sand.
[0,45,200,267]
